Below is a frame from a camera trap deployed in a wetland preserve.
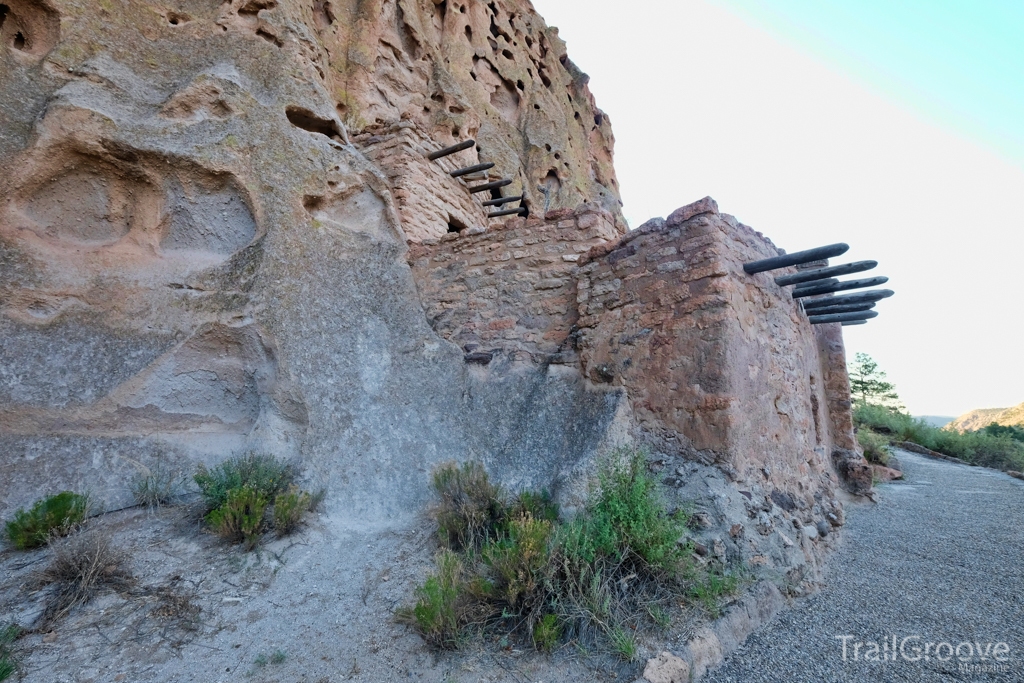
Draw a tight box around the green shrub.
[206,486,268,550]
[401,451,721,657]
[0,624,18,682]
[572,451,689,571]
[273,487,312,535]
[533,613,561,652]
[5,492,88,550]
[432,461,507,551]
[194,453,295,513]
[482,514,553,609]
[402,550,465,648]
[608,626,637,662]
[856,428,891,465]
[688,571,739,617]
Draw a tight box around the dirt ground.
[1,501,712,683]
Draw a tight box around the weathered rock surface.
[1,1,873,681]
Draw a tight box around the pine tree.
[849,352,903,409]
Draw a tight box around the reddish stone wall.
[352,121,491,242]
[407,195,864,494]
[408,205,622,362]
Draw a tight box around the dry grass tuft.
[37,529,133,629]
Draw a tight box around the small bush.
[401,451,727,658]
[5,492,88,550]
[270,650,287,665]
[856,428,891,465]
[39,529,133,628]
[0,624,18,682]
[401,550,466,648]
[194,453,295,513]
[533,613,560,652]
[608,626,637,662]
[206,486,269,550]
[689,571,739,617]
[132,466,185,508]
[482,514,553,609]
[432,461,506,551]
[273,487,311,535]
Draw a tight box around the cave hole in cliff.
[13,29,25,50]
[516,79,524,91]
[447,214,467,234]
[256,28,283,46]
[464,24,472,41]
[594,113,604,126]
[459,3,465,12]
[502,48,513,60]
[167,12,190,26]
[313,1,335,27]
[542,169,561,194]
[239,0,277,17]
[286,106,344,139]
[0,5,7,32]
[524,35,533,48]
[539,68,551,88]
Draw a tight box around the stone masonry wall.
[573,198,850,498]
[352,121,492,242]
[408,205,622,362]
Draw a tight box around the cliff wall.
[0,0,865,582]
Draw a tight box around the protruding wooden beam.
[482,195,524,207]
[808,310,879,325]
[743,243,849,274]
[841,320,867,326]
[794,278,838,292]
[804,302,876,316]
[792,276,889,299]
[487,207,527,218]
[468,179,512,194]
[450,162,495,177]
[775,260,878,286]
[427,139,475,160]
[802,289,894,309]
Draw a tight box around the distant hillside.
[949,402,1024,432]
[916,415,956,428]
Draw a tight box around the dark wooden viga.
[743,243,849,274]
[482,195,523,207]
[487,207,527,218]
[427,139,475,160]
[450,162,495,178]
[794,277,838,292]
[792,276,889,299]
[803,302,875,316]
[775,260,878,286]
[808,310,879,325]
[802,289,894,309]
[841,320,867,326]
[468,179,512,194]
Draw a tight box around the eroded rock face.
[0,0,625,521]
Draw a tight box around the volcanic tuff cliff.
[1,0,870,679]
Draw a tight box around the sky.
[532,0,1024,417]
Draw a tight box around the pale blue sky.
[533,0,1024,416]
[721,0,1024,168]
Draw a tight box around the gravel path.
[711,450,1024,682]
